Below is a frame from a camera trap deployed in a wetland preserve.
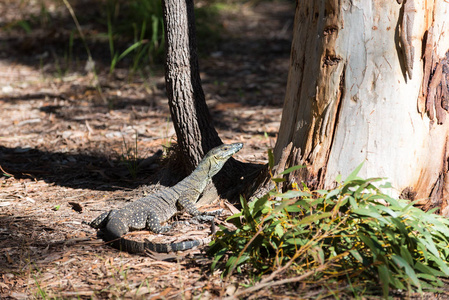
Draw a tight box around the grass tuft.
[120,132,140,179]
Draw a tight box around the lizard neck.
[173,157,215,194]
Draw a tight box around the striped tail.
[144,237,212,253]
[101,231,146,254]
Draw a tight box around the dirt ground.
[0,1,294,299]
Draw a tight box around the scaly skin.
[85,143,243,253]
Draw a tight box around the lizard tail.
[144,237,212,253]
[101,220,147,254]
[101,231,146,254]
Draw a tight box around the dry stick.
[0,165,13,177]
[271,214,349,280]
[61,0,92,63]
[219,222,269,297]
[230,264,330,299]
[223,223,266,283]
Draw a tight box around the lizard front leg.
[178,197,222,222]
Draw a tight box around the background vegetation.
[3,0,449,298]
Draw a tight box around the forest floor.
[0,1,295,299]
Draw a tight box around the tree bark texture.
[161,0,260,202]
[162,0,222,173]
[274,0,449,211]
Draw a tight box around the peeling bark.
[424,173,444,211]
[399,0,416,80]
[418,27,434,114]
[274,0,345,189]
[421,51,449,124]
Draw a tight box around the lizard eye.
[223,146,229,151]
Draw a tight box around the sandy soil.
[0,1,294,299]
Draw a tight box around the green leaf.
[226,212,243,227]
[334,196,349,211]
[343,162,365,183]
[349,249,364,264]
[358,232,383,255]
[335,173,342,183]
[278,165,306,175]
[271,177,286,183]
[414,261,445,277]
[210,248,227,271]
[379,181,393,189]
[316,190,328,195]
[117,41,145,62]
[284,237,306,247]
[391,255,421,290]
[377,264,390,298]
[284,203,303,213]
[348,196,358,209]
[325,188,341,199]
[271,190,310,199]
[239,195,255,230]
[252,193,270,216]
[399,245,414,266]
[352,208,384,220]
[206,163,449,293]
[110,53,119,73]
[298,212,332,225]
[274,223,284,237]
[17,20,32,34]
[428,251,449,276]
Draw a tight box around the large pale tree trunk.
[274,1,449,212]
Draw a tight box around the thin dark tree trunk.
[162,0,222,173]
[161,0,263,203]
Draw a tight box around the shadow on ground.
[0,145,160,191]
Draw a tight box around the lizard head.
[202,142,243,177]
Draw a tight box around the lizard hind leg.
[145,211,174,234]
[178,197,223,222]
[200,209,223,216]
[192,208,223,222]
[84,209,117,229]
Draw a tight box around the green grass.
[105,0,165,74]
[209,161,449,298]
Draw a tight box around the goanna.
[84,143,243,254]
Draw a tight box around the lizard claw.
[189,219,200,225]
[172,221,190,227]
[191,208,223,223]
[203,209,223,216]
[192,215,216,222]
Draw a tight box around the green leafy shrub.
[208,164,449,297]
